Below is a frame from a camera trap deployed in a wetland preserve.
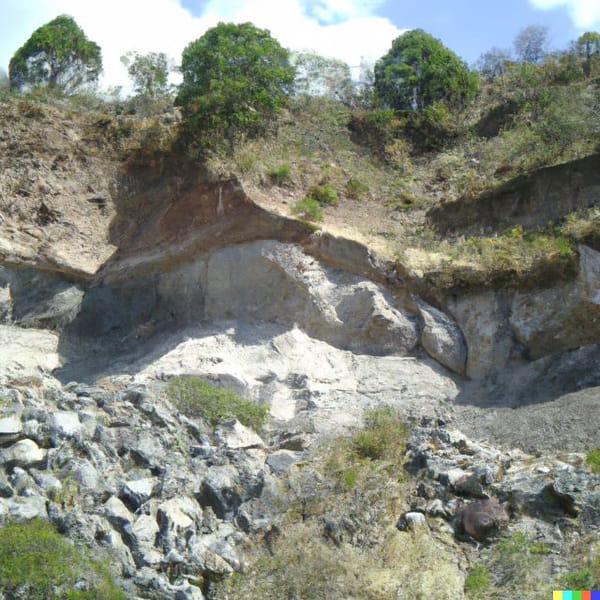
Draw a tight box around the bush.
[586,447,600,473]
[292,196,323,221]
[308,183,338,206]
[268,163,292,186]
[166,375,269,431]
[345,177,369,199]
[352,405,407,461]
[0,518,124,599]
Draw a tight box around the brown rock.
[460,499,509,541]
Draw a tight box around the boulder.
[1,439,46,467]
[0,413,23,443]
[120,477,156,511]
[214,419,265,450]
[418,301,467,375]
[460,499,509,541]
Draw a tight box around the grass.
[585,448,600,474]
[166,375,269,432]
[268,163,292,186]
[0,518,125,599]
[210,406,464,599]
[351,406,407,462]
[292,196,323,222]
[464,564,492,596]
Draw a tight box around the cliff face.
[0,96,598,446]
[0,98,599,599]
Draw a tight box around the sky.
[0,0,599,92]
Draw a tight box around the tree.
[513,25,548,63]
[374,29,479,111]
[477,47,513,80]
[121,51,172,98]
[576,31,600,78]
[9,15,101,93]
[291,51,354,103]
[176,22,295,151]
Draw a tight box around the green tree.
[291,50,354,103]
[576,31,600,78]
[9,15,101,93]
[121,51,172,97]
[176,22,295,152]
[374,29,478,111]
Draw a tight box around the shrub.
[345,177,369,199]
[292,196,323,222]
[563,568,595,590]
[464,564,492,596]
[0,518,124,599]
[585,447,600,473]
[268,163,292,186]
[166,375,269,432]
[352,405,407,461]
[308,183,338,206]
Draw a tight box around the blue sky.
[0,0,598,90]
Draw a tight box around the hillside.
[0,82,599,599]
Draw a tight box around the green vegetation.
[176,22,295,153]
[166,375,269,431]
[292,196,323,222]
[268,163,292,186]
[121,51,172,99]
[374,29,479,111]
[210,408,436,600]
[9,15,102,93]
[345,176,369,199]
[464,563,492,596]
[0,518,125,599]
[562,568,597,590]
[350,405,407,462]
[586,447,600,474]
[308,183,339,206]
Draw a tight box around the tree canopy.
[374,29,478,111]
[121,51,172,98]
[291,51,354,103]
[513,25,548,63]
[576,31,600,78]
[176,22,295,151]
[9,15,102,93]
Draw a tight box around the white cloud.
[0,0,405,91]
[530,0,600,29]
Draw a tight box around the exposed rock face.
[67,240,418,358]
[447,244,600,378]
[428,152,600,236]
[510,245,600,358]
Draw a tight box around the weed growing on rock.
[0,518,125,599]
[586,447,600,474]
[166,375,269,432]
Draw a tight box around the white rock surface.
[1,439,46,467]
[0,324,60,382]
[134,321,458,434]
